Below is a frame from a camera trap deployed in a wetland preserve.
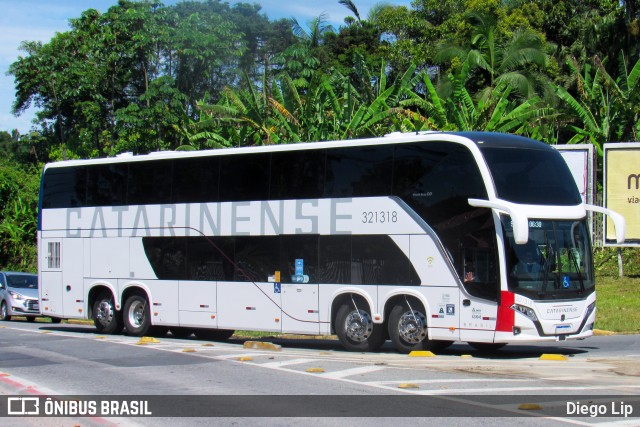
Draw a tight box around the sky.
[0,0,409,134]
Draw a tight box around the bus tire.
[388,300,449,354]
[335,302,385,352]
[92,292,122,334]
[194,329,234,341]
[123,293,151,337]
[468,342,506,352]
[49,317,62,324]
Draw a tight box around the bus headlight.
[511,304,538,322]
[584,302,595,319]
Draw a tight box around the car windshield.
[501,217,594,300]
[6,274,38,289]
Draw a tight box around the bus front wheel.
[123,294,151,337]
[335,302,385,352]
[92,292,122,334]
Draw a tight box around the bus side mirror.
[585,204,626,244]
[468,198,529,244]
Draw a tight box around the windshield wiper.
[538,231,552,299]
[567,248,585,295]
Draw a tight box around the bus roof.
[42,131,552,170]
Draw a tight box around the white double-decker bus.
[37,132,625,353]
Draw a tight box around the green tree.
[0,162,40,270]
[554,54,640,152]
[435,10,551,100]
[273,13,335,88]
[400,65,554,136]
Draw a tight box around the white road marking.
[368,378,530,385]
[364,383,640,395]
[318,365,387,379]
[212,352,272,360]
[591,420,640,426]
[260,358,320,368]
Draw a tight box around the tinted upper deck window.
[128,159,173,205]
[393,142,487,221]
[325,146,393,197]
[481,147,582,205]
[173,156,220,204]
[220,153,271,202]
[85,163,127,206]
[42,166,86,209]
[270,149,325,199]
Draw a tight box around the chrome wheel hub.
[344,310,373,343]
[398,310,427,344]
[128,300,145,327]
[96,300,114,326]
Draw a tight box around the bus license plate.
[555,324,570,333]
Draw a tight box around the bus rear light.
[511,304,538,322]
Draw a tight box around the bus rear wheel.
[92,292,122,334]
[335,302,385,352]
[123,294,151,337]
[388,300,452,354]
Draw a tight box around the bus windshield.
[481,146,582,205]
[501,217,594,300]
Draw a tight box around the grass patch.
[232,330,281,339]
[595,276,640,333]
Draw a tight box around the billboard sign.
[603,143,640,246]
[554,144,594,205]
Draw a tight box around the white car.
[0,271,40,321]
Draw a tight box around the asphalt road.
[1,320,639,427]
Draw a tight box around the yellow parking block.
[408,351,436,357]
[539,354,568,361]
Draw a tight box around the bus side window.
[325,146,393,198]
[279,235,318,283]
[128,160,173,205]
[86,164,127,207]
[459,225,499,302]
[42,166,86,209]
[233,236,280,282]
[173,157,220,204]
[220,154,270,202]
[270,150,325,200]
